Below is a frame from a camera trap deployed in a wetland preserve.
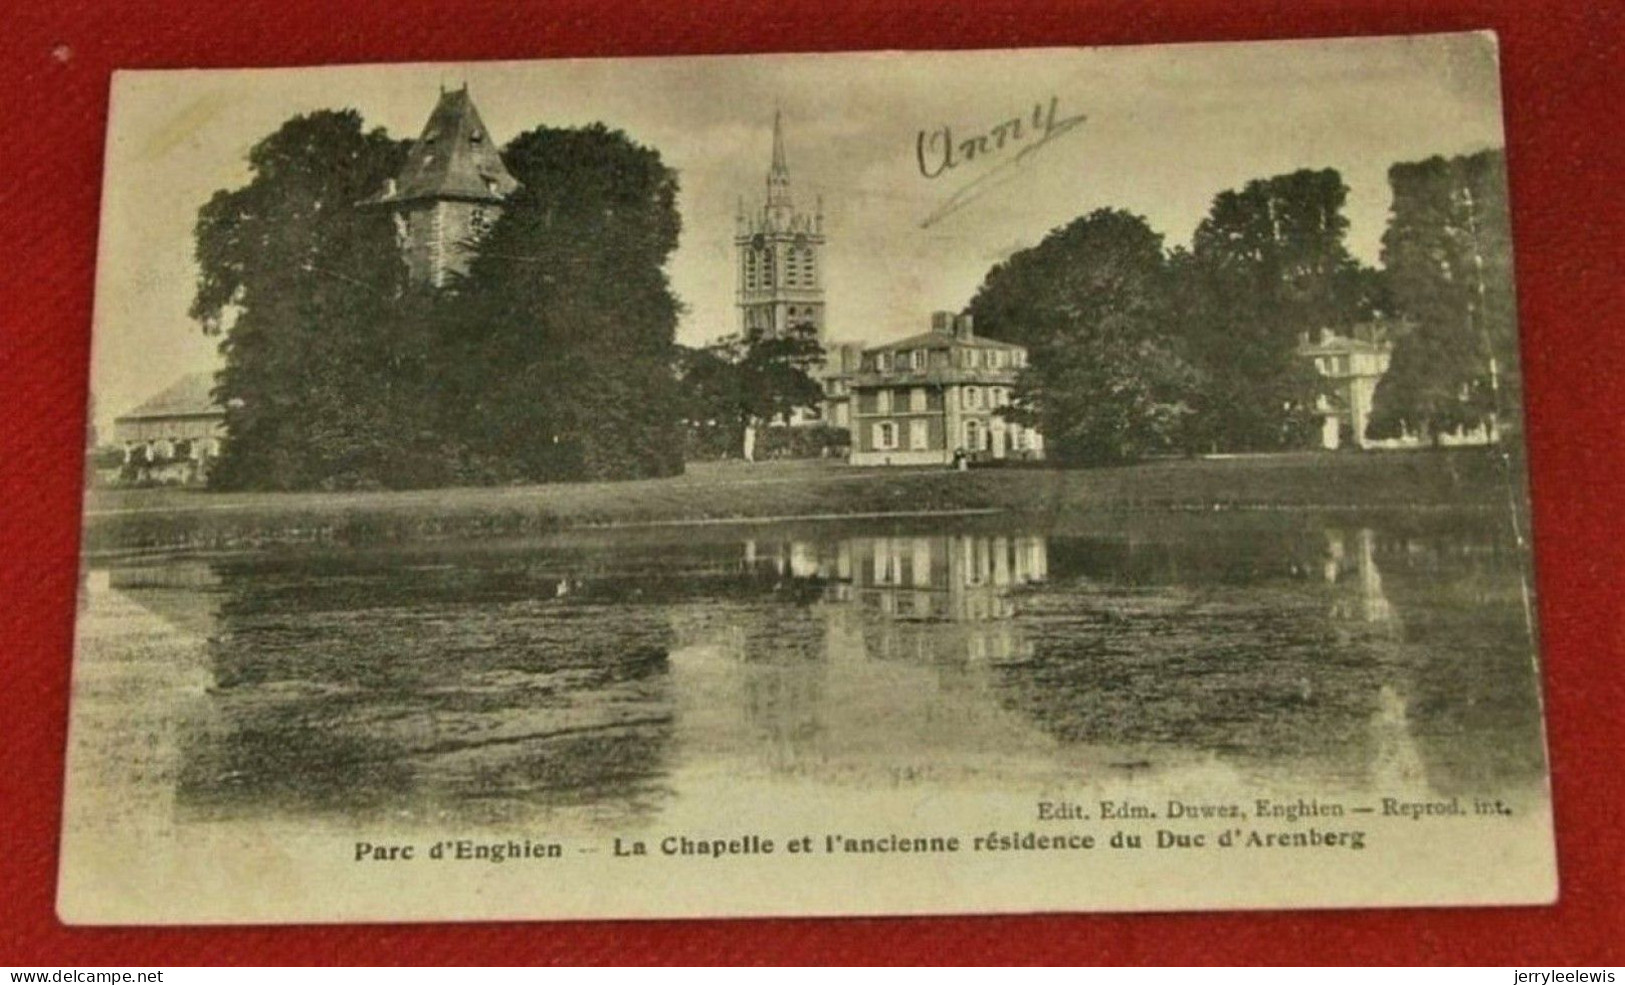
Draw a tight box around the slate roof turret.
[375,86,519,206]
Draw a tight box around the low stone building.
[112,373,226,484]
[848,312,1043,467]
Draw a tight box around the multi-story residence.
[848,312,1043,466]
[1300,327,1393,451]
[1300,322,1498,450]
[820,342,863,429]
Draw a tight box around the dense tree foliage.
[445,124,685,482]
[678,321,826,462]
[967,209,1196,465]
[1173,169,1378,453]
[193,114,686,489]
[1367,150,1517,442]
[192,111,417,490]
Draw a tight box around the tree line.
[193,110,686,491]
[968,150,1516,464]
[191,108,1516,489]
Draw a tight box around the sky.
[91,32,1506,432]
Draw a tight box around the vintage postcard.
[63,32,1554,924]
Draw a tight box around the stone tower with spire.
[374,85,520,288]
[735,110,825,340]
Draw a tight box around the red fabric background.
[2,0,1621,966]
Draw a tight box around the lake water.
[68,510,1549,840]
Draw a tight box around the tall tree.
[967,209,1196,465]
[1367,149,1517,443]
[441,124,686,482]
[192,111,420,490]
[1175,168,1375,453]
[679,322,826,462]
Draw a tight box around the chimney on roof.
[954,313,974,339]
[931,311,953,334]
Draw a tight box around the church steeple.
[766,108,795,222]
[735,109,826,341]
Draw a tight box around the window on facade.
[877,389,892,414]
[909,419,929,450]
[910,350,925,371]
[470,207,492,237]
[964,420,979,450]
[877,352,892,373]
[875,422,896,449]
[964,387,980,408]
[910,387,927,413]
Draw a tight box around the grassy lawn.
[82,449,1525,555]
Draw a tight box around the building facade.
[735,111,826,341]
[1300,328,1392,450]
[820,342,863,429]
[848,312,1043,467]
[1300,323,1497,450]
[371,86,520,288]
[112,372,227,484]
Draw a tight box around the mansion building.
[1299,323,1496,451]
[849,312,1043,467]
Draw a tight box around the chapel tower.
[375,85,520,288]
[735,111,825,340]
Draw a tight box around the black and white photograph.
[62,33,1553,923]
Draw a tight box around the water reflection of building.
[757,533,1047,663]
[668,536,1060,786]
[1323,527,1398,629]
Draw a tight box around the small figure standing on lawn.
[952,449,968,471]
